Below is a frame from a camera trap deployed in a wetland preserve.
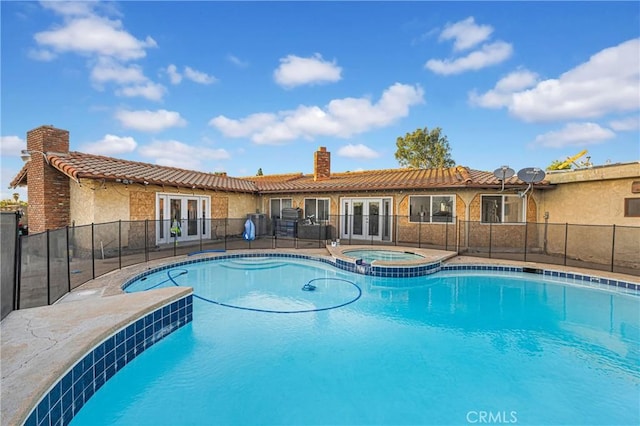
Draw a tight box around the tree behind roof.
[395,126,455,169]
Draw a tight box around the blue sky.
[2,1,639,201]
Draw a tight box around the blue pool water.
[343,249,424,262]
[71,256,640,425]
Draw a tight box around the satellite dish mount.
[493,166,515,192]
[516,167,546,198]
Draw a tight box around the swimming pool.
[71,256,639,425]
[343,248,425,263]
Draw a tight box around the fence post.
[563,223,568,266]
[145,219,149,263]
[445,221,449,251]
[523,222,528,262]
[46,229,51,305]
[610,224,616,272]
[66,226,71,293]
[488,222,493,258]
[173,231,177,257]
[394,215,398,246]
[118,220,122,270]
[14,213,22,310]
[91,223,96,279]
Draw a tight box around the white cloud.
[227,54,248,68]
[274,54,342,88]
[28,48,56,61]
[138,140,230,170]
[34,15,157,61]
[90,57,147,85]
[209,113,278,138]
[337,144,380,160]
[32,4,163,99]
[609,116,640,131]
[166,64,182,84]
[184,66,217,84]
[0,136,26,155]
[439,17,493,52]
[532,122,615,148]
[115,109,187,132]
[164,65,217,85]
[81,134,137,155]
[509,38,640,122]
[469,69,539,108]
[425,41,513,75]
[115,82,166,101]
[210,83,424,144]
[40,1,97,17]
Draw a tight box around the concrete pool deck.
[1,247,638,426]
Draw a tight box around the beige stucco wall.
[69,179,95,227]
[69,180,260,245]
[537,162,640,226]
[69,180,131,251]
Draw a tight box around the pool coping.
[0,287,192,426]
[1,248,638,426]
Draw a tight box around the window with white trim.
[270,198,292,219]
[304,198,330,223]
[481,195,525,223]
[409,195,455,223]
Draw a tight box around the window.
[481,195,525,223]
[409,195,454,223]
[270,198,292,219]
[625,198,640,217]
[304,198,330,222]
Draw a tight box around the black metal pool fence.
[2,214,639,319]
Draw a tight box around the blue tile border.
[123,253,640,290]
[23,294,193,426]
[441,264,639,292]
[122,252,444,286]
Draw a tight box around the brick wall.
[314,147,330,181]
[26,126,70,234]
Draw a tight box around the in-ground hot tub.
[342,249,425,263]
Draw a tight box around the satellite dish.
[517,167,546,184]
[493,166,515,180]
[516,167,546,198]
[493,166,515,191]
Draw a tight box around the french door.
[156,194,210,244]
[340,198,392,242]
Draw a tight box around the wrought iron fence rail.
[4,216,639,315]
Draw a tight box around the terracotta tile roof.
[11,152,257,193]
[245,165,547,193]
[239,173,305,183]
[10,151,550,194]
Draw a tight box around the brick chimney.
[313,146,331,181]
[26,125,70,233]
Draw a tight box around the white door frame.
[156,193,211,244]
[340,197,393,242]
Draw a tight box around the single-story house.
[9,125,639,250]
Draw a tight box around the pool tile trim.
[441,264,639,292]
[122,252,445,288]
[122,253,639,293]
[22,294,193,426]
